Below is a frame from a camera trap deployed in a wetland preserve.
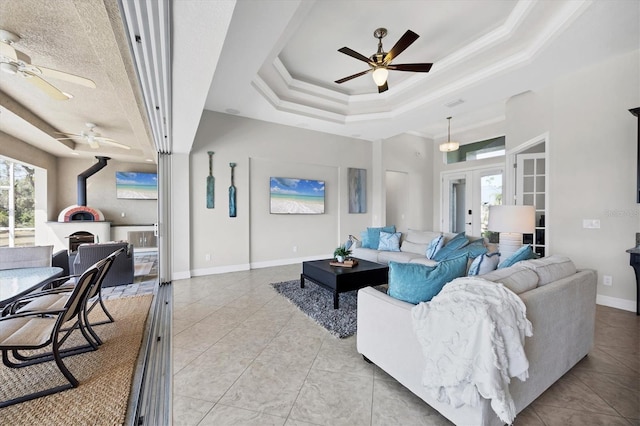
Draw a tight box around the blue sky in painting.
[270,177,325,197]
[116,171,158,187]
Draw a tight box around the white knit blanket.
[411,277,533,424]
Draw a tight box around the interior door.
[516,153,546,256]
[442,172,472,234]
[442,167,503,236]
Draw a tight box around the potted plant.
[333,245,352,263]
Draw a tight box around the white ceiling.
[1,0,639,165]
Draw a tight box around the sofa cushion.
[361,226,396,249]
[401,240,429,256]
[404,229,442,245]
[498,244,537,269]
[378,231,401,251]
[426,235,445,259]
[468,252,501,276]
[432,232,468,262]
[518,255,577,286]
[378,250,423,264]
[351,247,380,263]
[387,253,468,304]
[480,265,539,294]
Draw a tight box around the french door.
[442,166,503,237]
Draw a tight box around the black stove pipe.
[77,156,110,206]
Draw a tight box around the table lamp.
[488,205,536,259]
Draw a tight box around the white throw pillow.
[468,252,501,276]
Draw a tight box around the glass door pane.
[480,173,502,236]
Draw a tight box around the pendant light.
[439,117,460,152]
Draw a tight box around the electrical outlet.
[603,275,612,286]
[293,245,298,253]
[205,253,211,261]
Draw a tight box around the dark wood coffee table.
[300,258,389,309]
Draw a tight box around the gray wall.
[505,50,639,309]
[56,157,157,225]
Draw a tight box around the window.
[0,158,35,247]
[446,136,505,164]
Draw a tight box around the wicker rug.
[0,295,152,425]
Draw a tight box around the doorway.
[442,165,503,237]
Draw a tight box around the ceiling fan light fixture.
[372,67,389,86]
[439,117,460,152]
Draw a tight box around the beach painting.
[270,177,325,214]
[116,171,158,200]
[348,168,367,213]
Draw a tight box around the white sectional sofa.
[351,229,495,266]
[357,256,597,426]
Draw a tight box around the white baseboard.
[250,254,327,270]
[596,294,637,313]
[171,270,191,281]
[191,263,251,277]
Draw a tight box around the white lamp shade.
[372,67,389,86]
[488,205,536,234]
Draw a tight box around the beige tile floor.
[172,265,640,425]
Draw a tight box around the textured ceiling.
[0,0,155,163]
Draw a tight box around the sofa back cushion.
[480,264,539,294]
[387,253,468,304]
[518,255,577,286]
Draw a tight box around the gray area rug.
[271,279,384,338]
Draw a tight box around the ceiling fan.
[55,123,130,150]
[0,29,96,100]
[335,28,433,93]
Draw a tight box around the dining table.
[0,266,63,308]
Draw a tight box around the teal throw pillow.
[468,251,501,276]
[432,232,468,262]
[425,234,444,259]
[498,244,537,269]
[450,238,488,260]
[362,225,396,249]
[387,253,468,304]
[378,231,401,251]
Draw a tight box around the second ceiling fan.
[335,28,432,93]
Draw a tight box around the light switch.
[582,219,601,229]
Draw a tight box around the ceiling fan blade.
[35,66,96,88]
[377,81,389,93]
[383,30,419,64]
[338,47,374,65]
[22,71,70,100]
[387,63,433,72]
[335,69,371,84]
[0,40,17,61]
[99,139,131,150]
